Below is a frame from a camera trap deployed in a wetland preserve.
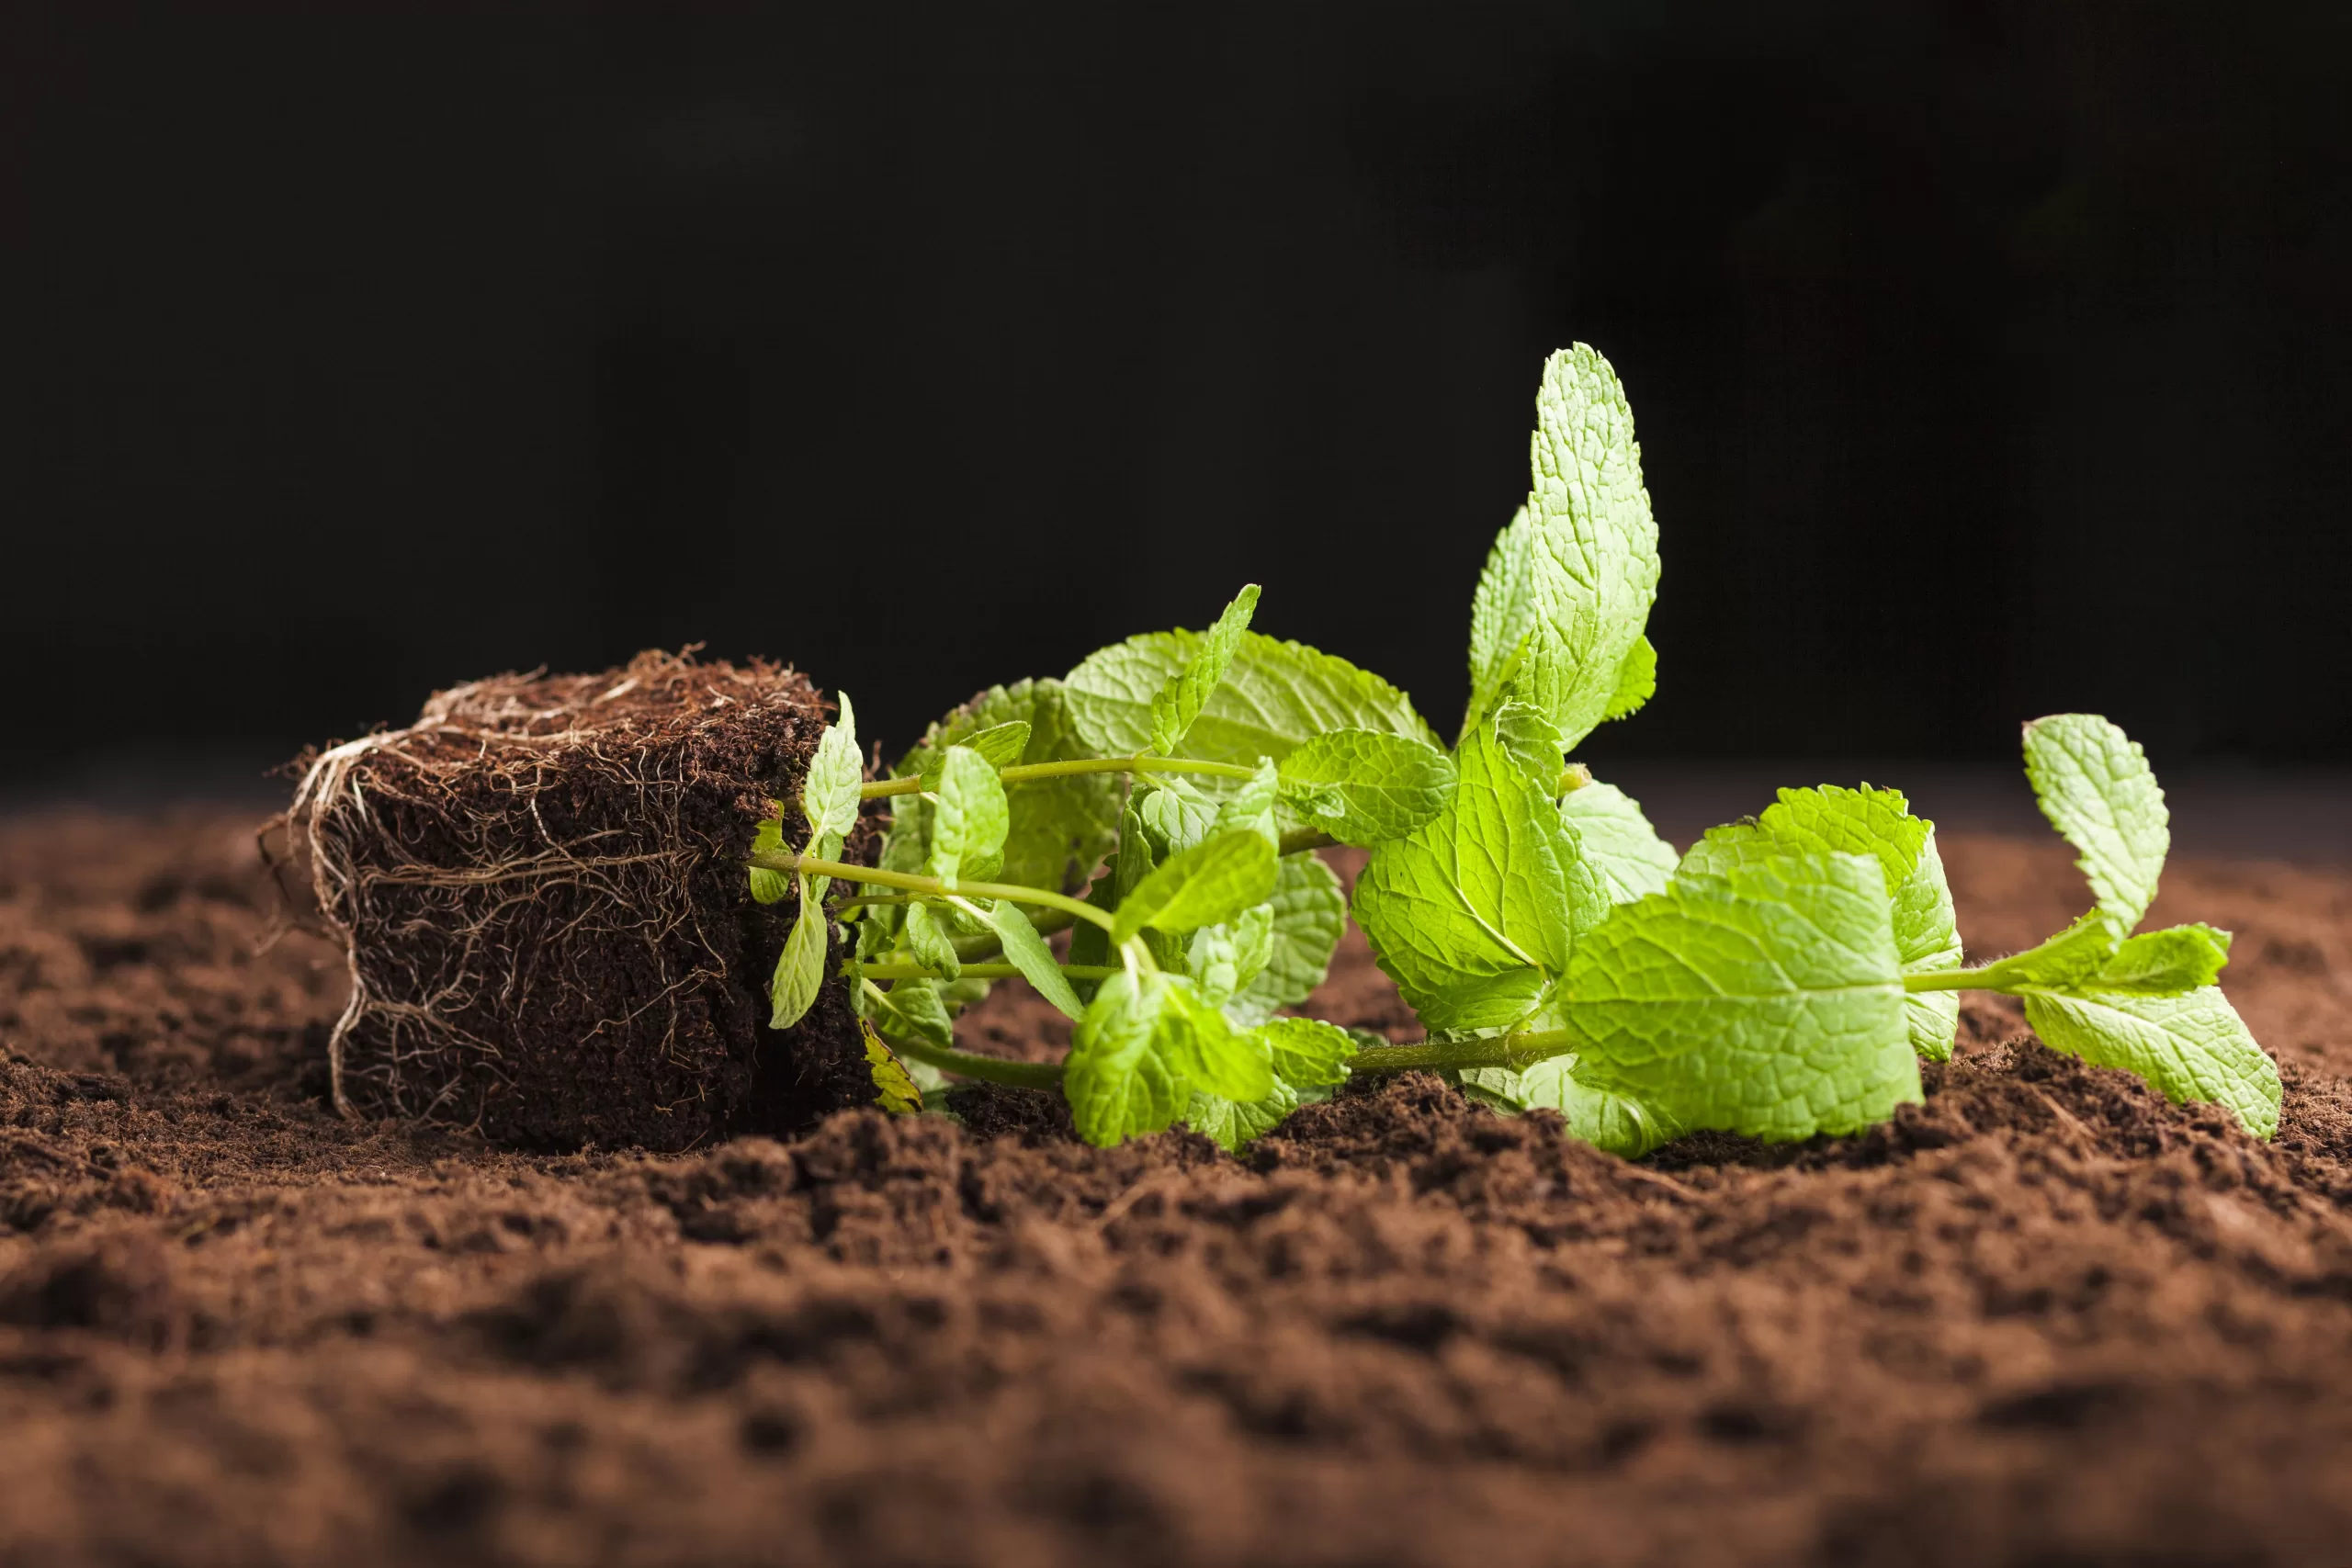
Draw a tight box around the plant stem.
[1351,1028,1576,1075]
[854,961,1122,983]
[750,852,1118,933]
[885,1032,1067,1091]
[861,755,1263,800]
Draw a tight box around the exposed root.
[282,650,839,1147]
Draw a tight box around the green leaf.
[918,720,1030,784]
[2091,923,2233,994]
[1679,784,1964,1062]
[1461,346,1660,750]
[2023,986,2279,1138]
[1600,635,1657,723]
[1413,969,1555,1034]
[1067,628,1435,770]
[1148,584,1261,753]
[1184,1081,1300,1154]
[1968,912,2118,991]
[768,878,829,1030]
[1252,1016,1359,1089]
[1160,976,1273,1102]
[1111,829,1278,946]
[903,902,962,981]
[1277,729,1458,847]
[1223,852,1347,1028]
[1461,1058,1669,1157]
[2022,713,2169,937]
[1568,852,1917,1142]
[1066,970,1188,1146]
[927,745,1012,885]
[802,693,864,861]
[989,899,1083,1021]
[889,680,1121,897]
[1185,905,1274,1008]
[749,808,792,905]
[1352,705,1593,1019]
[1210,759,1281,845]
[862,1021,923,1116]
[864,979,954,1051]
[1555,779,1677,905]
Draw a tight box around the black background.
[6,1,2347,799]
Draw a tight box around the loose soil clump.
[281,650,872,1151]
[4,808,2351,1565]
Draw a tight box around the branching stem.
[1350,1028,1576,1075]
[885,1032,1068,1091]
[861,755,1262,800]
[854,961,1122,982]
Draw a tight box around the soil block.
[285,649,872,1150]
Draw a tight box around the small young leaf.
[1460,1058,1670,1157]
[1222,852,1347,1028]
[1110,829,1278,946]
[749,807,792,905]
[2022,714,2169,937]
[1137,779,1220,857]
[1148,584,1261,753]
[1210,758,1281,846]
[1600,635,1657,723]
[1251,1015,1359,1089]
[1185,904,1274,1008]
[1568,852,1917,1142]
[768,878,829,1030]
[1277,729,1458,846]
[903,901,962,981]
[865,978,955,1051]
[928,745,1011,884]
[1412,969,1555,1034]
[917,720,1031,784]
[1066,969,1188,1146]
[802,693,864,858]
[1968,911,2119,991]
[988,899,1083,1021]
[1679,784,1964,1062]
[1067,629,1435,768]
[2091,923,2233,994]
[862,1021,922,1116]
[889,680,1120,897]
[1555,780,1678,905]
[2023,986,2279,1138]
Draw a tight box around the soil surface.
[4,808,2352,1567]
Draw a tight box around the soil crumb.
[3,810,2351,1566]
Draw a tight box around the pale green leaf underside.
[1353,706,1586,1017]
[2024,987,2279,1139]
[1569,852,1917,1141]
[1462,1058,1670,1158]
[929,745,1011,884]
[768,880,828,1030]
[1556,779,1678,905]
[1067,628,1435,771]
[2023,713,2169,936]
[1679,784,1963,1062]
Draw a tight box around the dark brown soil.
[4,808,2351,1566]
[282,651,874,1152]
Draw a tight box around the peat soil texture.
[5,810,2352,1567]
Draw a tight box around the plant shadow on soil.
[4,809,2352,1565]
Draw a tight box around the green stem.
[751,852,1118,933]
[854,961,1123,982]
[861,755,1263,800]
[1351,1028,1576,1075]
[885,1032,1067,1091]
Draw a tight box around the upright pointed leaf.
[988,900,1083,1021]
[2022,714,2169,937]
[1148,584,1261,753]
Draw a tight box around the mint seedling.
[751,344,2279,1151]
